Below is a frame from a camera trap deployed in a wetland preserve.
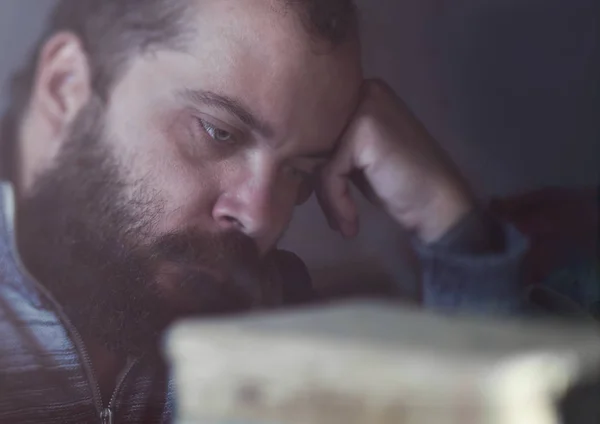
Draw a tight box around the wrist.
[413,185,475,244]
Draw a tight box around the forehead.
[128,0,362,147]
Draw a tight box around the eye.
[198,119,234,143]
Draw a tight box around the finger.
[350,170,381,206]
[317,170,358,238]
[314,180,339,232]
[317,143,360,238]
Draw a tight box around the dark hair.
[0,0,358,181]
[286,0,359,46]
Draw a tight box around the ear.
[30,32,92,140]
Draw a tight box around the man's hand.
[317,79,475,244]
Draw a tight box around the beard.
[16,99,280,356]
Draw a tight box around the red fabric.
[490,187,598,284]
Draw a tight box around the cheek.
[152,151,225,234]
[116,112,223,234]
[104,93,227,233]
[145,163,222,235]
[272,178,304,226]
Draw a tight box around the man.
[0,0,528,422]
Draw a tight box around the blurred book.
[166,301,600,424]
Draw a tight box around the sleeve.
[413,208,530,315]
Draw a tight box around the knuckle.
[355,111,380,139]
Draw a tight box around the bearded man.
[0,0,529,422]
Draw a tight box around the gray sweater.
[0,181,529,423]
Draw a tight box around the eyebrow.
[178,89,273,137]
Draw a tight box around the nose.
[212,167,276,242]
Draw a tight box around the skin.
[319,80,474,243]
[18,0,472,254]
[14,0,474,395]
[18,0,362,255]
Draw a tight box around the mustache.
[151,230,262,269]
[146,230,278,310]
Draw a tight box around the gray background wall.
[1,0,598,290]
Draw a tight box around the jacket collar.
[0,180,45,307]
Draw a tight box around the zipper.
[1,183,139,423]
[100,408,113,424]
[101,358,138,424]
